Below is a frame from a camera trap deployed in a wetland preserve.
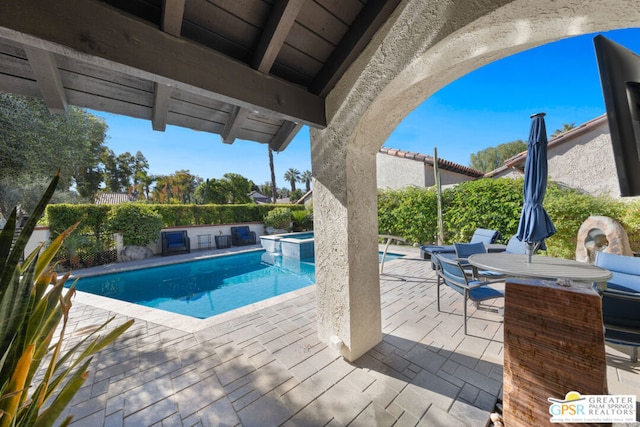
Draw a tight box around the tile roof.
[379,147,484,178]
[94,192,137,205]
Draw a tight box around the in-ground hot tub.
[260,232,314,260]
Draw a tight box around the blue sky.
[95,27,640,186]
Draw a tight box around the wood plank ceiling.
[0,0,400,152]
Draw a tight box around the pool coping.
[71,280,317,333]
[66,243,415,333]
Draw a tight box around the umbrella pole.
[525,242,541,263]
[526,242,535,263]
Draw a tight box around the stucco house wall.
[377,148,483,190]
[437,168,476,186]
[546,119,619,197]
[487,115,635,199]
[376,152,426,189]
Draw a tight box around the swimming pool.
[72,250,315,319]
[72,249,404,320]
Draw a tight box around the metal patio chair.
[434,253,504,334]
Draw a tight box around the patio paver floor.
[52,246,639,426]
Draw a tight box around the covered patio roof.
[0,0,399,151]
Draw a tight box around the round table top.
[467,253,612,283]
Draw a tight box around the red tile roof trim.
[379,147,484,178]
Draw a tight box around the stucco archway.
[312,0,640,361]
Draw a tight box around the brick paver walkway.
[52,247,638,426]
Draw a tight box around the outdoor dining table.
[468,252,613,425]
[467,252,612,283]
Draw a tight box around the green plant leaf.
[32,360,91,427]
[0,259,37,373]
[0,208,17,276]
[0,344,34,427]
[34,223,79,282]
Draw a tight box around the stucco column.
[311,129,381,362]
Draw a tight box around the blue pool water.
[72,249,404,319]
[283,232,314,240]
[380,252,403,262]
[73,250,315,319]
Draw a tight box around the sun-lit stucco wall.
[547,121,620,197]
[376,153,425,189]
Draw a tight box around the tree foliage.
[151,170,201,203]
[301,170,312,193]
[0,93,108,212]
[284,168,300,192]
[194,173,252,204]
[551,123,576,137]
[100,149,149,194]
[469,140,527,172]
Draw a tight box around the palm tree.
[551,123,575,137]
[269,147,277,203]
[284,168,300,192]
[301,170,312,192]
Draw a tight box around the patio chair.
[504,235,527,254]
[454,241,487,259]
[454,241,509,283]
[433,253,504,334]
[420,227,502,260]
[231,226,257,246]
[161,230,191,256]
[594,251,640,362]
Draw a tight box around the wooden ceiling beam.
[221,106,250,144]
[223,0,304,145]
[151,0,184,132]
[309,0,401,97]
[162,0,185,37]
[269,120,302,152]
[23,45,68,114]
[232,0,305,147]
[152,82,171,131]
[253,0,305,73]
[0,0,326,128]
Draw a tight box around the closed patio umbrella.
[516,112,557,262]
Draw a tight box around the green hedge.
[106,204,163,246]
[46,203,306,234]
[378,179,524,245]
[47,204,111,239]
[378,178,640,259]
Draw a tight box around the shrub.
[0,173,133,426]
[106,203,163,246]
[264,207,293,230]
[152,205,195,227]
[442,178,524,243]
[376,178,640,258]
[619,199,640,253]
[378,187,438,244]
[292,209,313,231]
